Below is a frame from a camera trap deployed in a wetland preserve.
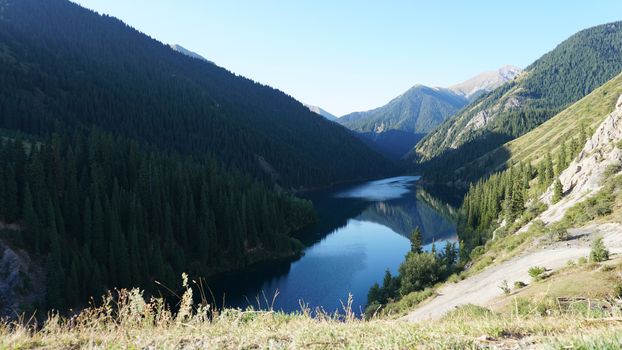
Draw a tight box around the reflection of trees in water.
[209,182,459,310]
[207,257,293,309]
[416,187,460,222]
[298,185,459,245]
[296,196,369,246]
[356,190,456,243]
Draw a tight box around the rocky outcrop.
[539,94,622,223]
[0,237,44,317]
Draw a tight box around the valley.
[1,0,622,348]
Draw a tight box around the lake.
[210,176,458,315]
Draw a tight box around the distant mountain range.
[339,85,469,135]
[304,104,338,121]
[336,66,521,159]
[448,65,522,101]
[169,44,213,63]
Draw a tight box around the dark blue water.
[211,176,457,315]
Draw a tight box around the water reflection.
[210,176,458,315]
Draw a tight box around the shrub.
[549,223,569,241]
[590,237,610,262]
[528,266,547,281]
[604,163,622,178]
[469,246,485,260]
[447,273,460,284]
[578,257,588,265]
[499,280,510,295]
[514,281,527,289]
[398,252,441,295]
[552,179,563,203]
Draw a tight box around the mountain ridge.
[411,21,622,182]
[448,65,522,101]
[0,0,395,189]
[336,66,520,159]
[303,104,338,121]
[169,44,213,63]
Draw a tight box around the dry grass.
[3,274,622,349]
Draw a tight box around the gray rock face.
[169,44,213,64]
[449,65,522,101]
[0,238,44,317]
[539,94,622,223]
[303,104,338,121]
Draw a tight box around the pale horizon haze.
[71,1,622,116]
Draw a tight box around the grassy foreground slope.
[3,277,622,349]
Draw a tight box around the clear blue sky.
[72,1,622,116]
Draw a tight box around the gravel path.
[404,223,622,322]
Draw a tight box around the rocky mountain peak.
[449,65,522,101]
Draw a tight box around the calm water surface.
[211,176,457,315]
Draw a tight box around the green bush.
[444,304,495,320]
[528,266,547,281]
[398,252,441,295]
[514,281,527,289]
[549,223,570,241]
[469,246,485,260]
[590,237,610,262]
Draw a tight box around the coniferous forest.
[0,0,397,312]
[0,132,314,310]
[0,0,393,189]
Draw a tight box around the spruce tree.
[553,179,563,203]
[410,227,423,254]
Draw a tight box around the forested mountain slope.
[0,0,396,313]
[0,0,393,190]
[410,21,622,181]
[339,85,468,134]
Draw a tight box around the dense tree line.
[0,132,314,310]
[0,0,394,190]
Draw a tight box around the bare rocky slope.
[539,94,622,223]
[405,93,622,322]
